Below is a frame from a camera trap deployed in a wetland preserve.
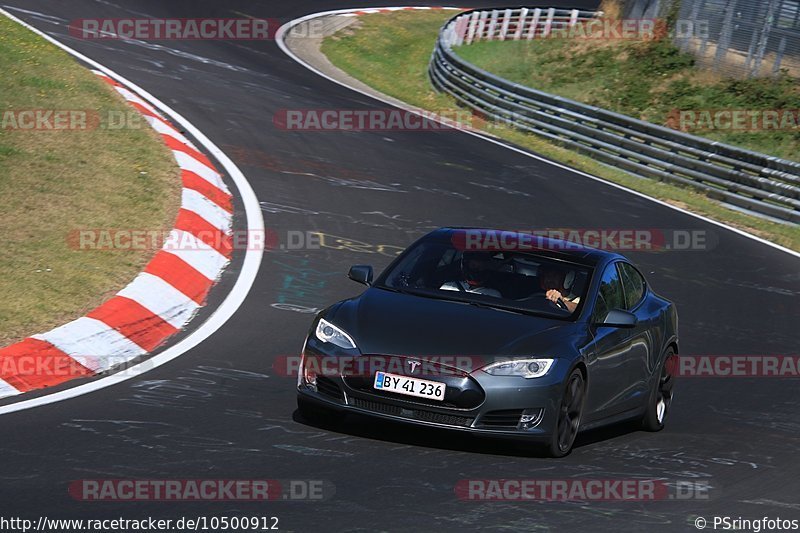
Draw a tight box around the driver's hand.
[546,289,563,303]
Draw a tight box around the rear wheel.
[641,349,675,431]
[546,369,585,457]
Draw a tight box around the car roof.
[431,227,626,267]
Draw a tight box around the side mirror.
[598,309,637,328]
[348,265,373,286]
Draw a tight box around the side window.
[618,262,645,310]
[592,263,625,322]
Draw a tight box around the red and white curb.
[341,6,464,17]
[0,71,233,399]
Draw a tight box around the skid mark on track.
[1,5,66,23]
[413,184,471,200]
[283,170,407,193]
[119,365,270,410]
[741,499,800,510]
[273,444,354,457]
[586,444,765,475]
[91,0,154,18]
[708,405,800,437]
[229,145,474,202]
[261,201,437,233]
[61,419,274,457]
[468,180,533,198]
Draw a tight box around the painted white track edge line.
[0,8,265,415]
[275,8,800,260]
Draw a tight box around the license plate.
[373,372,446,401]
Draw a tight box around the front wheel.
[546,369,586,457]
[641,349,675,432]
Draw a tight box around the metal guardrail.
[429,7,800,224]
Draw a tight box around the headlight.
[482,358,554,378]
[315,318,356,350]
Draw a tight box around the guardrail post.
[500,9,513,40]
[466,11,479,44]
[487,10,499,41]
[527,8,541,40]
[772,35,787,75]
[454,15,468,47]
[514,8,528,40]
[543,7,555,38]
[750,0,779,77]
[476,11,488,42]
[713,0,737,72]
[569,9,579,27]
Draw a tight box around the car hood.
[326,287,583,364]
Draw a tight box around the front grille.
[411,410,473,427]
[342,355,486,409]
[350,397,473,427]
[478,409,524,429]
[316,376,344,401]
[350,398,402,416]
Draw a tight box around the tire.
[641,348,675,432]
[297,397,343,425]
[546,369,586,458]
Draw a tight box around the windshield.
[376,239,592,319]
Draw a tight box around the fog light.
[298,353,318,391]
[517,408,544,430]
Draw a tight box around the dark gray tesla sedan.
[297,228,678,457]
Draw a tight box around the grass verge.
[0,15,181,345]
[321,10,799,251]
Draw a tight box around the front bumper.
[297,352,568,440]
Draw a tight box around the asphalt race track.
[1,1,799,531]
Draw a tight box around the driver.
[440,251,501,297]
[539,267,580,312]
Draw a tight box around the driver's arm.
[546,289,579,312]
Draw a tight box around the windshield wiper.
[461,299,539,316]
